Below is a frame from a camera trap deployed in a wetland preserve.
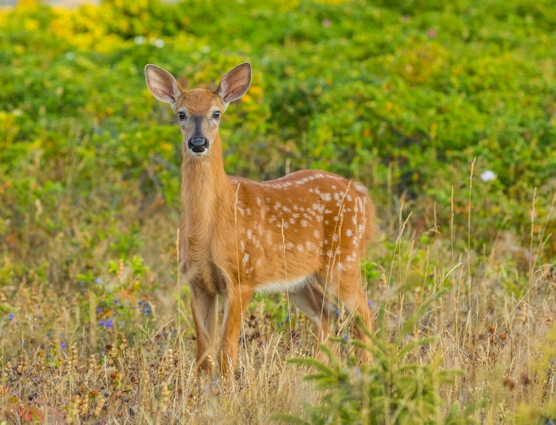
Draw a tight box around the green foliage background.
[1,0,555,303]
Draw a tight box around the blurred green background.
[1,0,555,288]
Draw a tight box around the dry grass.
[1,185,556,424]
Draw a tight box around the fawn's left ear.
[145,64,182,107]
[215,63,252,106]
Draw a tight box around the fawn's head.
[145,63,251,157]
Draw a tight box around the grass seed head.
[80,393,89,416]
[160,382,171,411]
[120,335,128,352]
[71,343,78,364]
[94,396,106,417]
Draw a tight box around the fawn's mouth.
[188,137,209,156]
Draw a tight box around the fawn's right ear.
[145,65,181,106]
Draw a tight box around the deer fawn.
[145,62,376,375]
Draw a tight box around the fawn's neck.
[180,133,235,251]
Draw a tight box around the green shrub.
[275,291,487,425]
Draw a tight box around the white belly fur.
[255,276,311,294]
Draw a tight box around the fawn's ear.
[215,63,252,106]
[145,64,181,107]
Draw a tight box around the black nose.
[190,137,206,147]
[188,137,208,153]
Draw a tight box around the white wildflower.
[480,170,497,182]
[134,36,146,45]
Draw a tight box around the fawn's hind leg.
[317,268,373,352]
[289,278,336,361]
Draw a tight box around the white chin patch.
[190,149,208,157]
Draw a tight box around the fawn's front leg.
[190,283,218,374]
[219,285,254,375]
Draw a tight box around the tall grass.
[2,175,555,423]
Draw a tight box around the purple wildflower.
[322,19,331,27]
[106,318,114,328]
[9,313,14,320]
[61,343,67,349]
[95,278,102,284]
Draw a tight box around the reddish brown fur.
[145,63,375,375]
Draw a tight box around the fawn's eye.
[178,111,186,120]
[212,111,221,119]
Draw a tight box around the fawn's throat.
[181,150,235,241]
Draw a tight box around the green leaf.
[395,337,439,362]
[288,357,337,377]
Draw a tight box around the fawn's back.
[230,169,375,292]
